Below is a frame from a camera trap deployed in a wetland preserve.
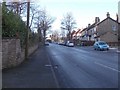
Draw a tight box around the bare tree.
[6,2,27,15]
[61,12,76,41]
[33,9,55,45]
[29,4,41,28]
[51,30,59,42]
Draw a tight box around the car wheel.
[98,47,101,51]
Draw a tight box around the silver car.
[66,41,74,47]
[93,41,109,51]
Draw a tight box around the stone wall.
[2,39,39,69]
[97,18,118,43]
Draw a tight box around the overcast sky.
[33,0,119,32]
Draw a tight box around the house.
[71,29,81,45]
[75,29,81,39]
[79,12,119,46]
[87,17,100,41]
[71,30,76,40]
[95,12,119,46]
[80,27,88,41]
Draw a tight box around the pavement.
[109,47,120,53]
[2,46,59,88]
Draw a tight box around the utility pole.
[25,1,30,60]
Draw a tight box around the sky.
[118,1,120,22]
[32,0,119,33]
[3,0,119,33]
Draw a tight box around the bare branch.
[61,12,76,40]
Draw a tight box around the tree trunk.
[43,29,46,45]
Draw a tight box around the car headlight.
[99,46,102,48]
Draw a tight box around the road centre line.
[94,62,120,73]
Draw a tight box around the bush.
[2,2,27,48]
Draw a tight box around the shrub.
[2,2,27,48]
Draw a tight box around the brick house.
[72,29,81,45]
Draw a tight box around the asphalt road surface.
[46,43,119,88]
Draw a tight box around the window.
[112,25,116,31]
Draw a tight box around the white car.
[67,41,74,47]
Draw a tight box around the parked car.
[58,42,64,45]
[45,41,49,46]
[93,41,109,50]
[67,41,74,47]
[62,41,67,46]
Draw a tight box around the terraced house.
[79,12,119,46]
[95,12,119,46]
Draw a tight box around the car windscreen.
[99,42,106,45]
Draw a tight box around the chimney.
[95,17,100,23]
[88,24,91,27]
[107,12,110,18]
[116,13,119,22]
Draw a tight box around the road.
[46,43,119,88]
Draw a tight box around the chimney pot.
[107,12,110,17]
[95,17,100,23]
[88,24,91,27]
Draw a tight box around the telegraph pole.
[25,1,30,60]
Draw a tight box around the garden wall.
[2,39,38,69]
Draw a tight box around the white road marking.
[94,62,120,73]
[116,50,120,53]
[44,64,52,67]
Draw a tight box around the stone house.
[87,17,100,41]
[80,27,88,41]
[95,12,119,44]
[71,12,119,46]
[84,12,119,45]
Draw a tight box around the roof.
[75,29,81,34]
[87,17,120,31]
[97,17,120,26]
[80,27,87,33]
[71,30,76,36]
[80,16,120,34]
[87,23,96,30]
